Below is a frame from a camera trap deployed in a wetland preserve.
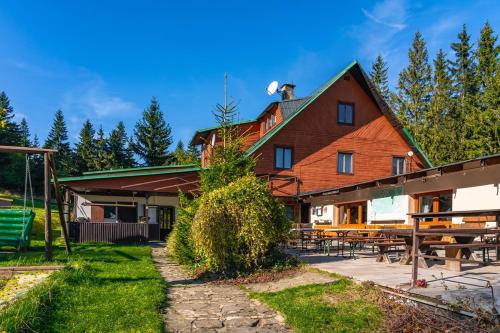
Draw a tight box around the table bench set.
[290,210,500,282]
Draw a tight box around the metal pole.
[496,214,500,260]
[411,216,420,287]
[44,153,52,261]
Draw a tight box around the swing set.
[0,145,71,260]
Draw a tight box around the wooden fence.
[69,222,152,243]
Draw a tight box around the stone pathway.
[152,245,291,332]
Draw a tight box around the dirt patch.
[324,282,497,333]
[244,270,337,292]
[0,272,52,310]
[208,266,305,286]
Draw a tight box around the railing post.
[496,214,500,260]
[411,215,420,287]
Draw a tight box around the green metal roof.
[58,166,200,183]
[402,128,433,167]
[82,163,197,175]
[245,60,358,156]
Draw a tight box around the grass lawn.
[0,243,165,333]
[250,278,384,333]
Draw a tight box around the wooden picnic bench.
[410,209,500,287]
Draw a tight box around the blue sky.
[1,0,499,147]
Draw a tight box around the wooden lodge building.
[58,60,500,242]
[191,60,431,224]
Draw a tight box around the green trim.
[82,164,197,175]
[402,128,433,167]
[59,167,200,183]
[245,60,359,156]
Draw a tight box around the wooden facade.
[193,62,430,211]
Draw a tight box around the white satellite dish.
[266,80,279,95]
[210,133,216,146]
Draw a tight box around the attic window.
[338,103,354,125]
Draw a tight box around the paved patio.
[291,248,500,313]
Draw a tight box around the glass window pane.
[338,153,344,173]
[285,205,294,221]
[439,193,452,212]
[392,158,398,175]
[346,105,353,123]
[338,104,345,123]
[345,154,352,173]
[284,148,292,169]
[362,204,367,224]
[398,158,404,174]
[275,148,283,168]
[340,206,347,224]
[351,206,359,224]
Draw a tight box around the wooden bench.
[374,241,406,263]
[429,242,500,271]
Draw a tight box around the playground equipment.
[0,145,71,260]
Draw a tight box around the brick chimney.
[280,83,295,101]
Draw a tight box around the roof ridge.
[245,60,358,155]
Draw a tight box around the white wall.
[452,184,500,224]
[311,204,334,224]
[74,194,179,224]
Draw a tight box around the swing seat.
[0,209,35,250]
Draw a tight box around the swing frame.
[0,145,72,260]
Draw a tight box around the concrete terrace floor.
[290,248,500,313]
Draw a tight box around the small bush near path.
[0,243,165,333]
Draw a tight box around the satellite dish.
[407,151,414,157]
[210,133,216,146]
[266,81,279,95]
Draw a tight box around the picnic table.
[409,209,500,287]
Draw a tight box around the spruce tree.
[108,121,130,169]
[395,32,432,145]
[133,97,173,166]
[19,118,31,147]
[370,54,391,101]
[125,137,136,168]
[475,22,500,157]
[44,109,74,176]
[450,24,481,159]
[93,126,112,171]
[424,49,456,165]
[476,22,498,97]
[75,120,97,173]
[0,91,20,145]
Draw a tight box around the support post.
[64,190,70,226]
[44,153,52,261]
[496,214,500,260]
[48,154,71,254]
[411,216,420,287]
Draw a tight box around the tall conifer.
[75,120,97,173]
[133,97,173,166]
[370,54,391,101]
[19,118,31,147]
[395,32,432,145]
[44,110,74,176]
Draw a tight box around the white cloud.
[62,77,137,119]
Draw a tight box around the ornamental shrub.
[167,193,199,267]
[192,175,290,274]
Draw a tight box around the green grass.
[0,243,165,333]
[250,279,384,333]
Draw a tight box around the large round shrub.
[192,175,290,274]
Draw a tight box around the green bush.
[167,193,199,267]
[192,175,290,274]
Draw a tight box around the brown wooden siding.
[69,222,149,243]
[91,205,104,222]
[254,71,426,196]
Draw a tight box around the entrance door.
[300,203,311,224]
[159,206,175,240]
